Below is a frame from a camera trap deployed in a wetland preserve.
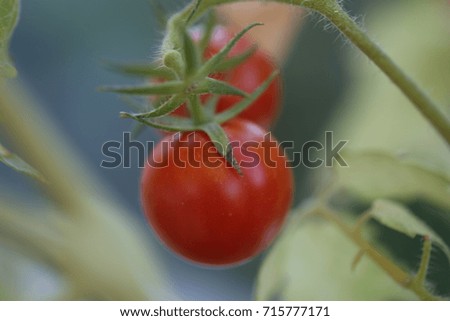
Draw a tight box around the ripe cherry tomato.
[141,119,294,266]
[172,26,283,129]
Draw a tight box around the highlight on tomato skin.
[140,118,294,266]
[171,25,283,130]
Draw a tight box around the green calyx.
[103,16,278,173]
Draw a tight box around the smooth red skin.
[173,26,282,129]
[141,119,294,266]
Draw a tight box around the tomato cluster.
[140,25,294,266]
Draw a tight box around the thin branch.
[315,205,442,300]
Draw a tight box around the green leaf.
[214,71,279,124]
[99,80,185,96]
[201,122,241,174]
[0,143,45,182]
[121,112,197,132]
[213,46,257,72]
[255,212,417,300]
[130,94,186,118]
[369,199,450,264]
[335,151,450,211]
[196,22,263,80]
[0,0,20,78]
[105,62,176,80]
[193,77,248,97]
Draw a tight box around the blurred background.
[2,0,448,300]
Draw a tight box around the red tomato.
[141,118,293,266]
[172,26,283,129]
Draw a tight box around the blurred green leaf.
[336,152,450,211]
[0,280,7,300]
[0,242,67,300]
[0,143,45,182]
[370,199,450,264]
[0,199,175,300]
[0,0,19,78]
[256,212,416,300]
[0,80,175,300]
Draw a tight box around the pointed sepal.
[192,77,248,97]
[215,70,279,124]
[196,22,263,80]
[99,81,185,96]
[121,112,198,132]
[201,122,242,175]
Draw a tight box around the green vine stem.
[162,0,450,144]
[307,0,450,145]
[314,204,442,301]
[188,95,209,124]
[411,236,433,295]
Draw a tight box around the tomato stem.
[188,95,209,125]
